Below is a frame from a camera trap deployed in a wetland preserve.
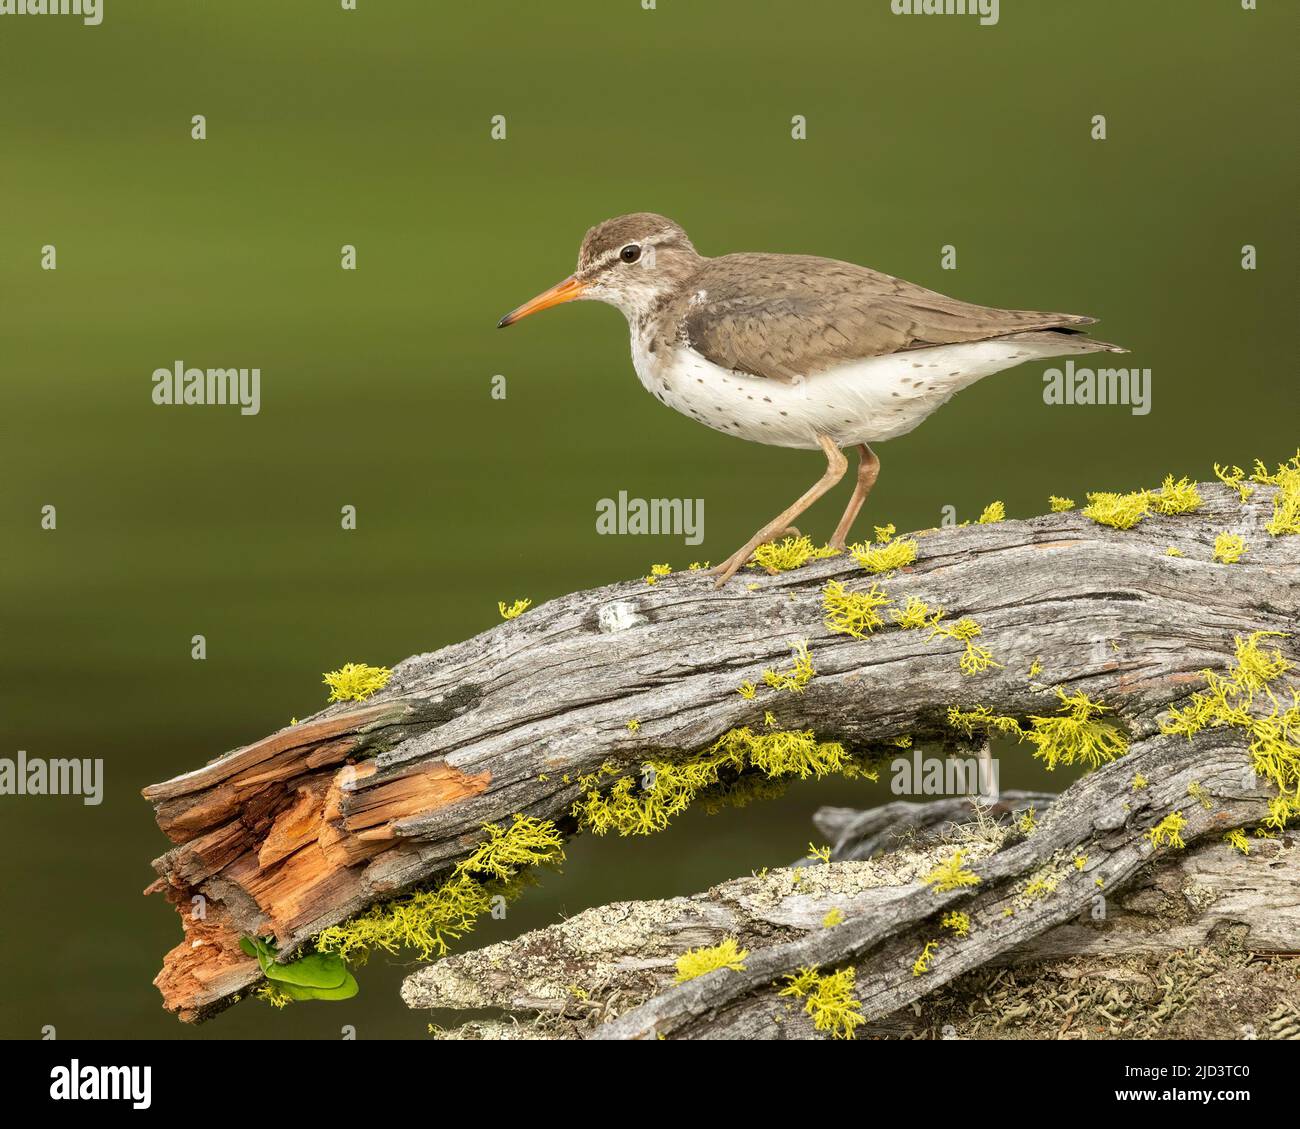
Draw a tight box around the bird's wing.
[673,253,1098,383]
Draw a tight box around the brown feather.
[670,253,1105,383]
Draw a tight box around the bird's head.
[498,213,702,328]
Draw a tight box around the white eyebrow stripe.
[582,230,676,272]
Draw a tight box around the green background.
[1,0,1295,1039]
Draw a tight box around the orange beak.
[497,275,586,328]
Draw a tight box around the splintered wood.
[143,704,490,1020]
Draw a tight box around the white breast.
[630,330,1059,450]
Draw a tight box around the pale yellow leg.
[828,443,880,550]
[710,436,848,588]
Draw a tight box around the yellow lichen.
[1024,688,1128,771]
[822,907,846,928]
[1082,490,1151,530]
[946,704,1023,740]
[255,982,295,1009]
[850,537,919,574]
[1166,547,1184,557]
[1132,773,1148,790]
[1223,828,1251,855]
[1213,532,1246,564]
[645,563,672,585]
[1253,453,1300,536]
[1022,867,1061,900]
[912,940,939,976]
[822,579,891,639]
[322,662,392,703]
[750,535,839,573]
[1151,475,1202,516]
[930,617,999,676]
[674,937,748,983]
[572,725,871,837]
[892,595,942,630]
[941,911,971,938]
[1187,780,1213,810]
[1147,811,1188,850]
[498,598,531,620]
[1049,496,1075,512]
[1215,463,1255,502]
[762,640,816,693]
[626,719,641,732]
[779,966,865,1039]
[948,689,1128,772]
[923,849,981,893]
[1160,632,1299,832]
[737,681,757,700]
[807,843,832,864]
[1017,806,1037,835]
[978,501,1006,524]
[316,814,565,961]
[1082,473,1201,530]
[1028,656,1043,678]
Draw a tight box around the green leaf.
[273,970,359,1002]
[264,950,349,990]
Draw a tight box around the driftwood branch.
[141,481,1297,1022]
[402,798,1299,1040]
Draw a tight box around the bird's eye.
[619,244,642,264]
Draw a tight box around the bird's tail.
[997,328,1128,354]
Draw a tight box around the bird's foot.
[708,527,800,588]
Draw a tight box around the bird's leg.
[827,443,880,550]
[710,525,803,580]
[710,436,848,588]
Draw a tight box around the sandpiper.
[499,213,1124,586]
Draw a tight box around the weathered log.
[141,479,1297,1021]
[401,800,1298,1039]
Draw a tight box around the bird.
[498,213,1125,587]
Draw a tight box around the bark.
[141,481,1297,1022]
[402,802,1298,1040]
